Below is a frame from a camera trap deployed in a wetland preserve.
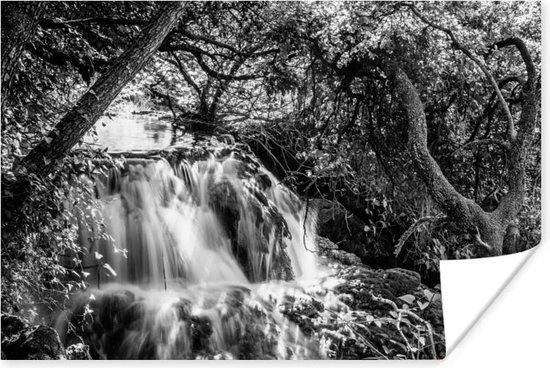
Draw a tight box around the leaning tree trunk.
[1,1,45,112]
[17,1,186,179]
[383,51,538,256]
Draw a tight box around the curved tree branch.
[383,59,505,255]
[383,60,483,223]
[406,4,516,141]
[493,38,540,223]
[191,51,259,81]
[168,51,202,96]
[489,38,536,85]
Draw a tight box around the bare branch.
[191,51,259,81]
[456,138,511,153]
[489,38,536,84]
[168,51,201,96]
[406,5,516,141]
[177,28,257,57]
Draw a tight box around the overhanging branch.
[191,51,259,81]
[406,5,516,141]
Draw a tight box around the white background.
[439,243,549,367]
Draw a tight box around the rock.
[2,325,66,360]
[277,263,445,359]
[382,268,421,297]
[208,178,294,282]
[333,266,421,303]
[313,199,367,254]
[312,199,393,266]
[1,314,26,339]
[66,343,92,360]
[317,236,362,265]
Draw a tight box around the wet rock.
[2,324,66,360]
[197,351,234,360]
[317,236,362,265]
[66,343,92,360]
[1,314,26,339]
[278,261,445,360]
[209,178,294,282]
[333,266,421,304]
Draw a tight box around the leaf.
[94,251,103,260]
[103,263,117,277]
[418,301,430,310]
[45,137,53,144]
[423,289,435,300]
[398,294,416,305]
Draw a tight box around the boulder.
[208,178,294,282]
[278,262,445,359]
[66,343,92,360]
[1,314,26,339]
[2,323,66,360]
[313,199,396,267]
[317,236,362,265]
[313,199,368,255]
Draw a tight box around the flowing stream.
[61,114,338,358]
[53,109,443,360]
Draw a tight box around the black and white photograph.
[0,1,540,360]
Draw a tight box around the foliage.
[1,148,119,322]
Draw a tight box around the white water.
[92,153,317,286]
[63,151,325,359]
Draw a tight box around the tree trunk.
[17,1,186,179]
[383,61,515,256]
[384,51,538,256]
[1,1,45,112]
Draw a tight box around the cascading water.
[93,152,318,285]
[58,149,326,359]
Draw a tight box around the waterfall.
[60,150,325,359]
[91,152,317,285]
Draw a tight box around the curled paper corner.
[440,245,540,354]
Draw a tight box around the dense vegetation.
[1,0,540,332]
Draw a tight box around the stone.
[317,236,362,265]
[66,343,92,360]
[312,199,390,264]
[2,325,66,360]
[1,314,26,340]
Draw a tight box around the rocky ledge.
[1,314,91,360]
[1,237,444,360]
